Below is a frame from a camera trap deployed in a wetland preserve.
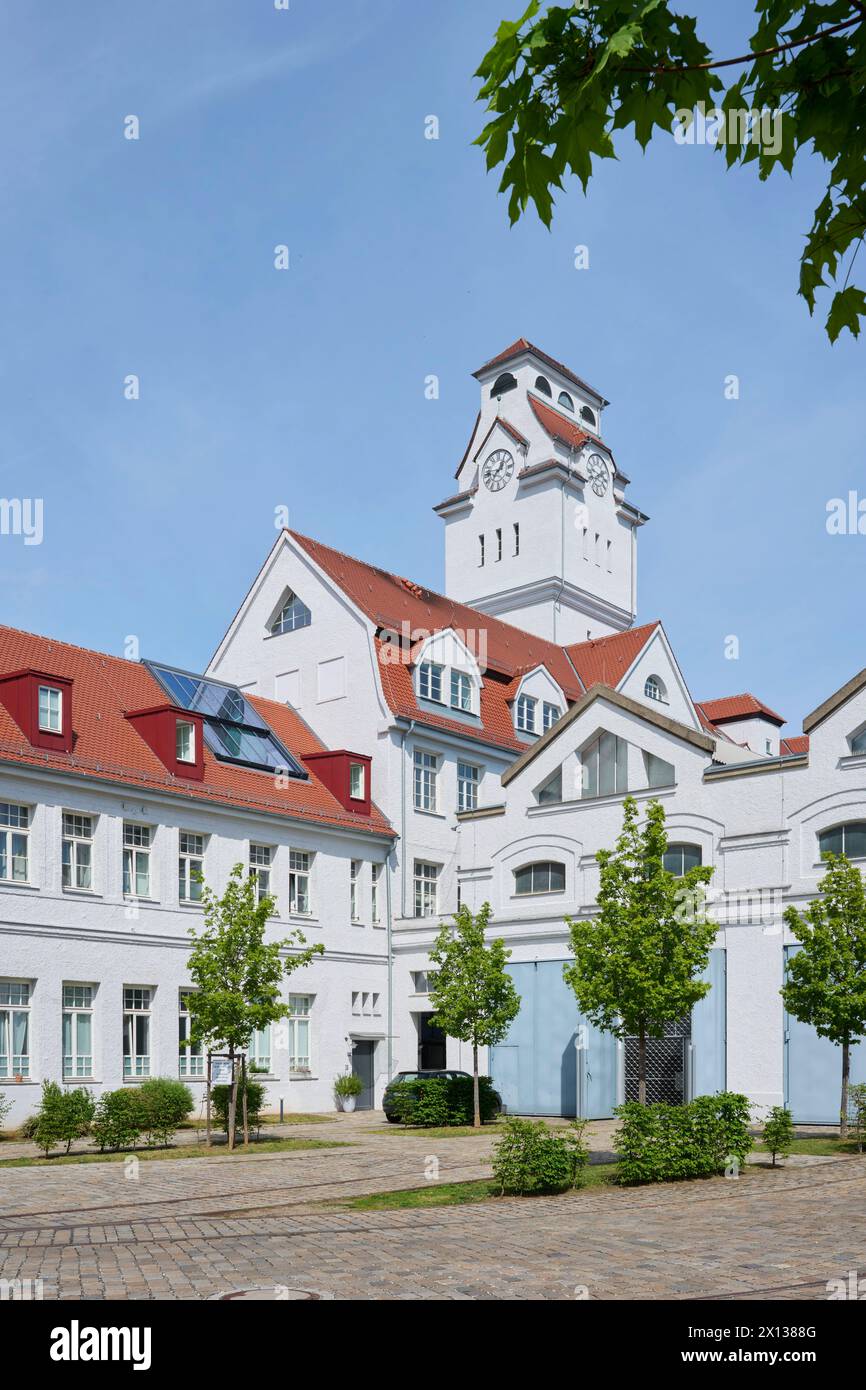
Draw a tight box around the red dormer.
[0,669,75,754]
[303,750,372,816]
[125,704,205,781]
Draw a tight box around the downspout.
[399,720,416,919]
[385,842,395,1084]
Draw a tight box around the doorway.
[625,1016,691,1105]
[351,1040,376,1110]
[416,1013,446,1070]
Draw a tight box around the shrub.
[0,1090,11,1132]
[137,1078,194,1147]
[32,1081,95,1156]
[334,1073,364,1098]
[211,1079,265,1135]
[614,1091,753,1185]
[762,1105,795,1166]
[848,1083,866,1153]
[91,1088,146,1152]
[492,1116,589,1194]
[17,1112,38,1141]
[388,1075,500,1127]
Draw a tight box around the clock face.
[586,454,609,498]
[482,448,514,492]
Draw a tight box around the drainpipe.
[399,721,416,919]
[385,843,395,1084]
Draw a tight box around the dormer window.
[176,720,195,764]
[534,376,552,397]
[490,372,517,398]
[271,590,311,635]
[349,763,365,800]
[644,675,667,703]
[580,405,597,428]
[542,702,560,732]
[38,685,62,733]
[557,391,574,412]
[516,693,537,734]
[418,661,444,703]
[451,671,472,713]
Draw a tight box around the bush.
[0,1090,11,1132]
[91,1088,146,1152]
[17,1112,38,1141]
[32,1081,95,1156]
[388,1075,500,1127]
[211,1078,266,1135]
[614,1091,753,1185]
[762,1105,795,1166]
[848,1083,866,1153]
[492,1117,589,1194]
[137,1078,194,1147]
[334,1073,364,1099]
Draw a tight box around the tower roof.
[473,338,609,405]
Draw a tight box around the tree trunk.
[472,1043,480,1129]
[227,1048,237,1152]
[841,1039,850,1142]
[638,1021,647,1106]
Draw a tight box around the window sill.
[413,808,447,820]
[0,1077,36,1085]
[289,1072,317,1081]
[62,887,102,898]
[177,900,204,910]
[0,880,39,891]
[63,1077,99,1085]
[123,897,159,906]
[512,889,566,900]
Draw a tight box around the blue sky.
[2,0,863,733]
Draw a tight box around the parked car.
[382,1069,501,1122]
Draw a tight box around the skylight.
[144,662,307,777]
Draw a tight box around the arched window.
[557,391,574,412]
[663,843,702,877]
[534,375,552,397]
[819,822,866,859]
[514,861,566,895]
[271,591,311,635]
[644,675,666,702]
[491,372,517,398]
[580,405,597,427]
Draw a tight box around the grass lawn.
[370,1123,505,1139]
[754,1135,863,1159]
[337,1163,620,1211]
[0,1136,350,1168]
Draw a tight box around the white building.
[2,339,865,1128]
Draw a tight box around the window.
[249,843,271,902]
[451,670,472,712]
[414,860,439,917]
[349,763,365,799]
[663,844,703,877]
[62,813,93,891]
[288,994,312,1071]
[178,831,204,903]
[352,991,379,1018]
[514,861,566,896]
[0,802,29,884]
[644,751,675,789]
[580,405,597,428]
[490,372,517,397]
[371,863,381,924]
[513,522,520,556]
[418,662,443,703]
[412,970,436,993]
[496,527,502,561]
[457,761,479,812]
[271,590,311,634]
[38,685,62,732]
[479,534,485,566]
[534,375,552,397]
[851,729,866,754]
[178,991,204,1077]
[516,694,537,734]
[289,849,311,914]
[249,1025,271,1073]
[123,987,152,1078]
[536,767,563,804]
[0,980,30,1078]
[557,391,574,412]
[123,823,152,898]
[176,720,195,763]
[582,732,628,798]
[414,749,438,812]
[350,860,361,921]
[62,984,93,1079]
[819,822,866,860]
[542,702,560,732]
[644,675,666,702]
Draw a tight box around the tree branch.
[620,16,861,75]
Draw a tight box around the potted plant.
[333,1072,364,1113]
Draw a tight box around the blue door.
[784,946,866,1122]
[690,949,727,1097]
[490,961,617,1118]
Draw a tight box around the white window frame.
[450,670,472,713]
[414,860,439,918]
[249,843,272,903]
[413,749,439,813]
[542,702,560,732]
[176,719,196,763]
[62,812,94,892]
[38,684,62,733]
[123,986,152,1078]
[516,693,537,734]
[271,590,312,635]
[349,762,365,799]
[350,859,361,922]
[179,831,205,904]
[371,862,381,924]
[289,849,312,915]
[418,662,444,703]
[457,761,480,812]
[288,994,312,1072]
[123,822,152,899]
[178,990,204,1077]
[0,979,31,1079]
[62,983,94,1079]
[0,802,30,884]
[249,1024,272,1074]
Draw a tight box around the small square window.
[38,685,62,733]
[176,720,195,763]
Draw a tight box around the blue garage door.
[784,945,866,1123]
[490,961,618,1118]
[691,948,727,1098]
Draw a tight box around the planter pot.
[341,1096,357,1113]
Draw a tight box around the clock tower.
[435,339,648,645]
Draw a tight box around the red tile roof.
[474,339,607,404]
[565,623,661,691]
[529,395,593,455]
[780,735,809,756]
[696,694,786,727]
[0,625,393,837]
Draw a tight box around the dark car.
[382,1069,500,1122]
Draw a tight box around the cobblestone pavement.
[0,1114,863,1301]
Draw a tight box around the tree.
[428,903,521,1127]
[762,1104,795,1165]
[782,852,866,1140]
[186,863,324,1149]
[564,796,718,1103]
[475,1,866,341]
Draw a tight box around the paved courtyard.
[1,1113,864,1300]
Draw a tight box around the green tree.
[783,852,866,1139]
[762,1104,795,1165]
[476,1,866,341]
[428,903,521,1128]
[564,796,717,1103]
[186,863,324,1149]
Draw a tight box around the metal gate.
[625,1016,691,1105]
